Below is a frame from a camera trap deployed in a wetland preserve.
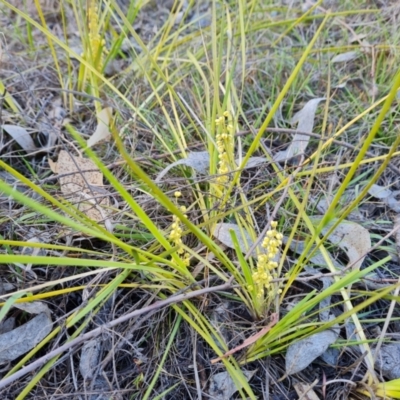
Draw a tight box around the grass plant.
[0,0,400,398]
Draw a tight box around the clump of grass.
[0,0,400,399]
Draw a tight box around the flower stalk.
[250,221,283,316]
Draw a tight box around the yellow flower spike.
[251,221,283,308]
[87,0,105,71]
[214,110,235,192]
[174,191,182,198]
[215,116,225,125]
[183,253,190,266]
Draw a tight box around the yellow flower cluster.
[88,0,105,71]
[169,192,190,266]
[169,213,184,253]
[252,221,283,299]
[215,111,234,185]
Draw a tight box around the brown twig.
[0,278,233,390]
[210,313,278,364]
